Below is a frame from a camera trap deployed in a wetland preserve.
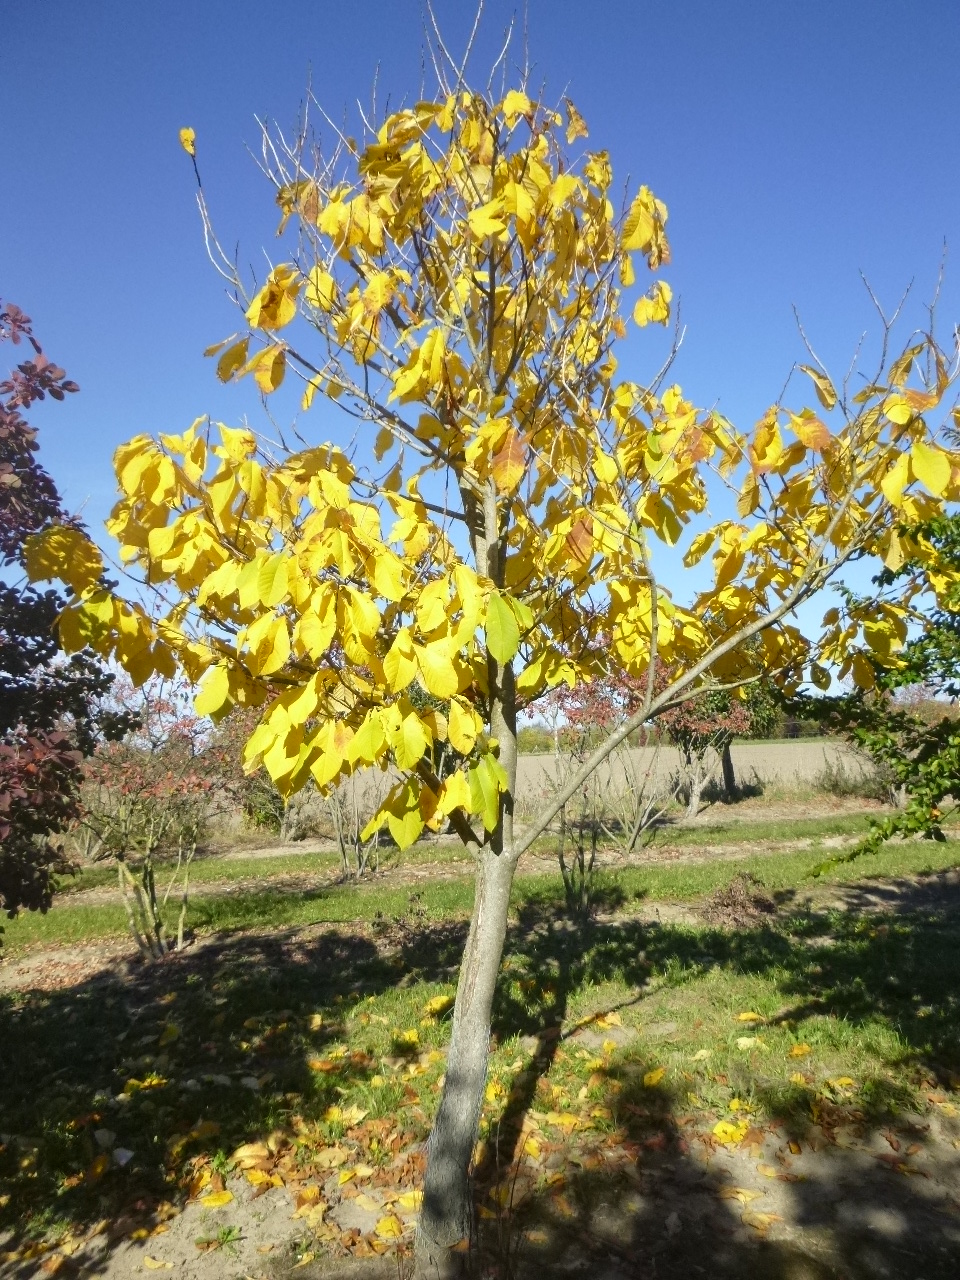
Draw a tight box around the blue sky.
[3,0,959,553]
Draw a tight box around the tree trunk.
[720,740,737,800]
[415,845,517,1278]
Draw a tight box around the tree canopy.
[23,66,960,1274]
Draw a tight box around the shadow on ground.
[1,870,960,1276]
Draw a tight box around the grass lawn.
[2,818,959,1271]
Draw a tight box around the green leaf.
[468,755,502,832]
[485,590,520,664]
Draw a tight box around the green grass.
[3,844,959,1252]
[643,811,876,847]
[8,829,960,952]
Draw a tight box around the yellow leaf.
[789,409,832,451]
[643,1067,666,1088]
[23,525,103,594]
[491,428,526,493]
[881,451,911,507]
[564,98,589,142]
[911,440,951,497]
[178,127,196,157]
[253,345,286,393]
[468,199,507,241]
[215,337,248,382]
[501,90,533,123]
[742,1210,782,1232]
[374,1213,405,1240]
[736,1012,764,1023]
[199,1190,234,1209]
[144,1258,173,1271]
[797,364,837,410]
[757,1163,779,1178]
[713,1119,749,1146]
[622,185,670,266]
[312,1147,349,1169]
[719,1186,764,1204]
[157,1023,180,1047]
[448,699,480,754]
[422,994,455,1018]
[305,267,336,312]
[788,1043,812,1058]
[246,264,300,331]
[417,641,459,699]
[633,280,672,328]
[384,627,418,692]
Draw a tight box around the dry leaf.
[742,1210,782,1232]
[314,1146,349,1169]
[719,1186,764,1204]
[788,1043,812,1058]
[643,1067,666,1088]
[143,1258,173,1271]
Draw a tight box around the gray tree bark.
[415,845,517,1276]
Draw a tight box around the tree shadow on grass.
[475,879,960,1278]
[2,873,960,1277]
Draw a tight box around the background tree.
[26,52,960,1277]
[0,298,125,928]
[800,513,960,866]
[75,676,217,959]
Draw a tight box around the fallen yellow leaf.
[375,1213,404,1239]
[313,1146,349,1169]
[719,1186,764,1204]
[198,1190,233,1209]
[737,1012,765,1023]
[757,1163,778,1178]
[544,1111,579,1133]
[713,1120,749,1146]
[788,1043,812,1058]
[643,1067,666,1088]
[742,1210,782,1232]
[143,1258,173,1271]
[232,1142,270,1167]
[422,994,455,1017]
[396,1189,423,1212]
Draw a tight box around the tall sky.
[3,0,959,542]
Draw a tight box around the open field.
[3,791,960,1279]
